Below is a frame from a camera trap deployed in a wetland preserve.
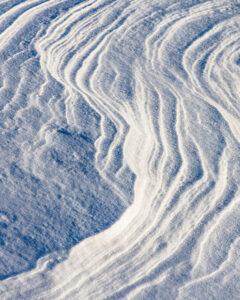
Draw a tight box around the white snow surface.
[0,0,240,299]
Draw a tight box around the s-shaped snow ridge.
[0,0,240,299]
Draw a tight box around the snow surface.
[0,0,240,299]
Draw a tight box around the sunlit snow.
[0,0,240,299]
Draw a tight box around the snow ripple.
[0,0,240,299]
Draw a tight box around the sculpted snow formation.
[0,0,240,299]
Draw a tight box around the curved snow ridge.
[0,0,240,299]
[0,0,134,283]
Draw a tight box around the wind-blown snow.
[0,0,240,299]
